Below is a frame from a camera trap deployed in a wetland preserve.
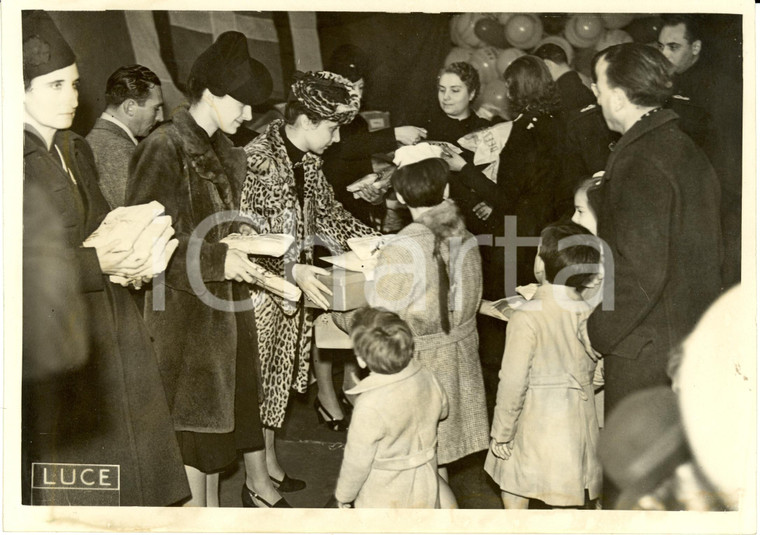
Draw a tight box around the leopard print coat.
[241,120,378,427]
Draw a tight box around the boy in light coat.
[334,308,449,508]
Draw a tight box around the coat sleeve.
[330,125,396,162]
[334,403,383,503]
[367,236,425,316]
[313,167,380,254]
[127,132,228,293]
[491,310,537,443]
[587,158,673,355]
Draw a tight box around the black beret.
[22,11,76,83]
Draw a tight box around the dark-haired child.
[334,307,449,508]
[484,222,603,508]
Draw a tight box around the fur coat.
[127,107,258,433]
[240,119,377,427]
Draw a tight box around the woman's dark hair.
[503,55,560,115]
[391,158,449,208]
[539,221,601,292]
[591,43,673,108]
[185,74,208,105]
[438,62,481,101]
[350,307,414,375]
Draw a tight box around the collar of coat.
[520,282,593,314]
[611,108,679,157]
[345,359,423,395]
[255,119,322,171]
[411,199,467,241]
[170,107,246,194]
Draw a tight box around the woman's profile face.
[438,72,473,120]
[302,119,340,155]
[25,63,79,132]
[213,94,252,135]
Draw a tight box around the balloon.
[595,29,634,51]
[540,13,568,35]
[601,13,634,30]
[452,13,487,48]
[495,47,526,78]
[564,14,603,48]
[534,35,574,65]
[444,46,474,66]
[504,14,543,50]
[474,17,509,48]
[475,79,510,120]
[624,15,664,45]
[468,46,500,85]
[494,13,514,26]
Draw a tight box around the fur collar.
[170,107,245,202]
[413,199,467,241]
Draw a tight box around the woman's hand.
[473,201,493,221]
[394,126,428,146]
[442,151,466,172]
[293,263,333,310]
[93,240,150,277]
[354,182,386,204]
[224,248,260,283]
[490,438,513,460]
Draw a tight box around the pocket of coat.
[609,328,656,360]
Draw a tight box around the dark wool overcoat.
[587,109,723,411]
[22,128,189,506]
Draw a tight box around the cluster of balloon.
[540,13,569,36]
[445,13,649,119]
[595,28,634,51]
[564,14,604,48]
[624,15,664,45]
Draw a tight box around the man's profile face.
[132,85,164,138]
[593,57,623,134]
[658,23,700,74]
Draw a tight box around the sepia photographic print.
[2,0,755,532]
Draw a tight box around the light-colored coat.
[484,283,602,506]
[240,120,377,427]
[86,117,136,208]
[368,200,489,464]
[335,359,448,508]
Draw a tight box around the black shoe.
[241,484,291,508]
[270,473,306,493]
[338,390,355,414]
[314,397,348,432]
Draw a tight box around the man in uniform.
[658,14,742,286]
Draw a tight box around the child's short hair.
[575,175,602,197]
[350,307,414,374]
[391,158,449,208]
[539,221,601,292]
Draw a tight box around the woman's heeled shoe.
[241,484,291,508]
[314,397,348,432]
[270,473,306,492]
[338,390,354,414]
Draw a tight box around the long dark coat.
[587,109,723,411]
[127,108,257,433]
[456,111,566,297]
[22,128,189,506]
